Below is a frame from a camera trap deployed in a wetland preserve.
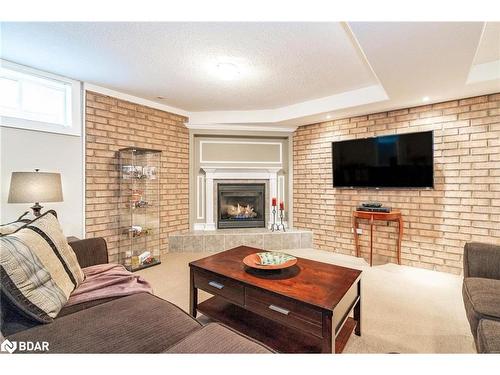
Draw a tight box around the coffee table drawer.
[245,287,323,338]
[193,269,244,306]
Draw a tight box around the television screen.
[332,131,434,188]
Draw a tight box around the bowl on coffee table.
[243,251,297,270]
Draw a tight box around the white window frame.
[0,59,82,136]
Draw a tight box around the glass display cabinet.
[118,147,161,271]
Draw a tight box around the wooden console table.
[352,210,403,266]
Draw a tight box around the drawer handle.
[268,304,290,315]
[208,281,224,289]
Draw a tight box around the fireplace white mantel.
[196,167,283,231]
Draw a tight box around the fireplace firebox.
[217,183,265,229]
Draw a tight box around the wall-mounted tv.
[332,131,434,188]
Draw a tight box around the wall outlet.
[351,228,363,234]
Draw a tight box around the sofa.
[1,237,272,353]
[462,242,500,353]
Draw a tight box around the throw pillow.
[0,211,34,235]
[0,210,84,323]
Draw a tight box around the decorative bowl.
[243,251,297,270]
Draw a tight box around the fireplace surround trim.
[198,167,282,231]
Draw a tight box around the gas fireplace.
[217,183,265,229]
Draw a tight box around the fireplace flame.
[225,203,258,219]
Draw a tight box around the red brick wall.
[293,94,500,274]
[85,91,189,262]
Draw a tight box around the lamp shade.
[8,172,63,203]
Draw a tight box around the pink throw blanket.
[66,263,153,307]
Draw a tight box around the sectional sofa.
[1,237,272,353]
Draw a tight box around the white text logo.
[1,339,49,353]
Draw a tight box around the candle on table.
[279,201,284,210]
[272,197,277,206]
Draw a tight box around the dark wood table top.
[189,246,362,311]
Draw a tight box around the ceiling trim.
[185,123,297,133]
[467,59,500,84]
[187,84,388,126]
[83,83,190,117]
[82,81,387,132]
[343,22,385,88]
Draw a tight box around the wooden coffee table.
[189,246,362,353]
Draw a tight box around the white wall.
[0,126,84,237]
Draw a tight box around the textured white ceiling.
[0,22,377,111]
[1,21,499,130]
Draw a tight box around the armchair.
[462,242,500,353]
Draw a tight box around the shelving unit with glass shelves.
[118,147,161,271]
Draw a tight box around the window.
[0,60,81,136]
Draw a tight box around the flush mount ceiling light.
[216,62,240,81]
[422,96,430,102]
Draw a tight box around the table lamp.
[8,169,63,217]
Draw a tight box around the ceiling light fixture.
[422,96,430,102]
[326,114,331,119]
[216,62,240,81]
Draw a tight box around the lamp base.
[31,202,43,217]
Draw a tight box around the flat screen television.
[332,131,434,188]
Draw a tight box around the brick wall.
[85,91,189,263]
[293,93,500,275]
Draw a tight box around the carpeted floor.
[137,248,475,353]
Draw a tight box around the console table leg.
[189,269,197,317]
[369,217,374,267]
[352,217,360,258]
[398,218,403,265]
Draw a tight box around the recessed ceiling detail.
[1,21,499,131]
[467,23,500,84]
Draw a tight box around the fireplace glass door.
[217,183,265,229]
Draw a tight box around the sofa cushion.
[68,237,109,268]
[7,293,202,353]
[1,292,124,337]
[58,296,123,317]
[0,211,84,323]
[477,319,500,353]
[463,278,500,337]
[165,322,273,353]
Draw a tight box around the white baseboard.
[193,223,206,231]
[193,223,217,231]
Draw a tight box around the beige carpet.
[137,249,475,353]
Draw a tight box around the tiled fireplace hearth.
[168,229,313,253]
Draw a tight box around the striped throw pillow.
[0,212,34,235]
[0,211,84,323]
